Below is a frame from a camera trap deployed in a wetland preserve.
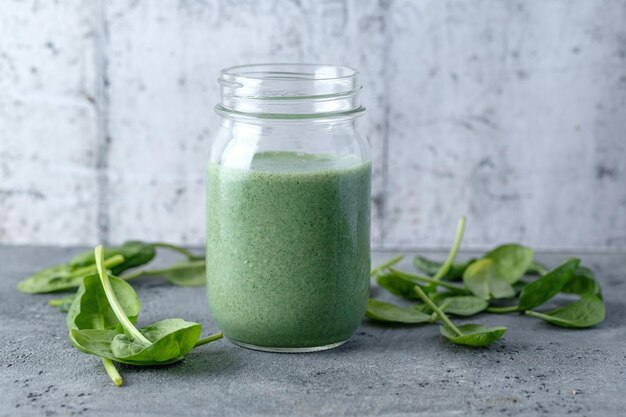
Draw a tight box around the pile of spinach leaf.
[68,246,221,386]
[17,240,206,311]
[17,242,220,386]
[367,217,605,346]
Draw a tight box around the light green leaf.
[66,273,141,331]
[440,324,506,347]
[484,244,534,284]
[439,296,489,316]
[110,319,202,363]
[463,259,515,300]
[365,299,433,324]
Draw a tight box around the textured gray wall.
[1,0,625,249]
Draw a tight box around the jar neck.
[216,64,365,121]
[220,117,361,132]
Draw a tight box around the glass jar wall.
[206,64,371,352]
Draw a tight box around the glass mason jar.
[206,64,371,352]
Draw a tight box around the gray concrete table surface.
[1,246,625,417]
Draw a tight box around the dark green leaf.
[525,295,605,328]
[463,259,515,300]
[484,244,534,284]
[110,319,202,363]
[413,256,475,281]
[376,272,419,300]
[69,241,156,275]
[440,324,506,347]
[518,259,580,310]
[562,266,602,298]
[388,269,469,294]
[512,280,527,294]
[365,299,433,324]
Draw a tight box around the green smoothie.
[206,151,371,349]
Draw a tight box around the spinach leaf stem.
[194,332,224,347]
[486,305,520,314]
[414,286,463,337]
[370,255,404,276]
[70,254,125,277]
[389,269,469,293]
[95,245,151,345]
[101,358,122,387]
[432,216,466,282]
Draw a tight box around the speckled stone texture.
[1,247,625,416]
[1,0,626,249]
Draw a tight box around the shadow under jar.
[206,64,371,352]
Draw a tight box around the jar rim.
[219,63,360,84]
[216,63,365,119]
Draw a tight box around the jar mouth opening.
[217,63,364,119]
[220,63,359,86]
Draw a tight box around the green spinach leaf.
[413,256,475,281]
[365,299,433,324]
[518,259,580,310]
[79,245,221,367]
[414,279,505,347]
[525,295,605,328]
[438,296,488,316]
[463,259,515,300]
[20,241,205,294]
[388,269,469,294]
[484,244,534,284]
[17,255,125,294]
[66,274,141,333]
[110,319,202,363]
[66,272,141,386]
[439,324,507,347]
[376,272,420,300]
[70,328,190,366]
[69,241,157,275]
[562,266,602,298]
